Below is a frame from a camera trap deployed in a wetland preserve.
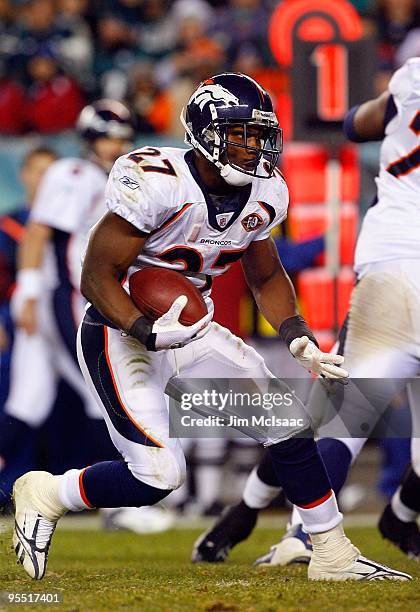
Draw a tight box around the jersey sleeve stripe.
[258,201,276,225]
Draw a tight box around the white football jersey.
[106,146,288,313]
[355,57,420,275]
[31,157,108,290]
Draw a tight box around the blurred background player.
[0,146,58,502]
[192,56,420,566]
[0,99,173,533]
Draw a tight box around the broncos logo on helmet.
[192,84,240,112]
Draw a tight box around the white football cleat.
[254,524,312,566]
[308,524,411,582]
[101,505,176,534]
[308,554,412,581]
[13,471,67,580]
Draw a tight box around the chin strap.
[219,163,254,186]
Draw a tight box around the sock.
[0,414,32,461]
[243,466,281,509]
[254,440,353,495]
[399,467,420,515]
[267,433,332,506]
[317,438,353,496]
[289,505,301,527]
[59,460,171,511]
[195,465,222,510]
[392,485,418,523]
[295,490,343,533]
[256,451,280,486]
[268,434,343,534]
[59,469,90,511]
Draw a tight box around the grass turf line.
[0,527,419,611]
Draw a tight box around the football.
[128,266,208,326]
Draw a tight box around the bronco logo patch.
[241,213,264,232]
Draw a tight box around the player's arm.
[241,236,298,330]
[15,222,52,334]
[242,237,348,380]
[81,212,148,332]
[343,91,390,142]
[81,212,211,350]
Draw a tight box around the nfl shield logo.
[216,212,234,228]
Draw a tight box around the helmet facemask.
[211,119,282,179]
[181,103,283,186]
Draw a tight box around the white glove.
[289,336,348,381]
[131,295,212,351]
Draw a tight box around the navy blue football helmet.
[181,73,282,186]
[77,99,134,142]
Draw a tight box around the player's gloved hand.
[129,295,212,351]
[289,336,349,382]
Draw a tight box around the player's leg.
[193,438,226,516]
[192,450,280,562]
[53,290,174,533]
[188,323,410,580]
[52,290,125,476]
[378,380,420,560]
[12,317,184,579]
[191,309,371,565]
[257,262,420,566]
[196,434,359,565]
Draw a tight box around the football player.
[193,58,420,567]
[0,147,58,499]
[12,73,410,581]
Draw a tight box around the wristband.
[129,316,156,350]
[343,105,365,143]
[16,268,43,300]
[278,315,319,349]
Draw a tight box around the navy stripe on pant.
[80,315,161,447]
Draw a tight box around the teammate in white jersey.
[194,58,420,567]
[11,73,410,582]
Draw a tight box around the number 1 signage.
[269,0,375,143]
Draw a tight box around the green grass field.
[0,526,419,611]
